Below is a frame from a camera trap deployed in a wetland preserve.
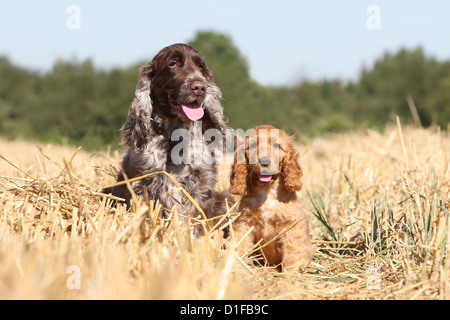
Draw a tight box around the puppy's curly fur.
[230,125,313,272]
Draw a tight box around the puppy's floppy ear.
[229,136,249,195]
[121,64,154,150]
[281,139,303,192]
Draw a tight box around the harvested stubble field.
[0,122,449,300]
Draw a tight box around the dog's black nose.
[259,157,271,167]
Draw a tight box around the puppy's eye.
[198,63,205,70]
[250,142,257,149]
[168,61,179,68]
[273,143,280,148]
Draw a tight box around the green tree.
[1,35,450,150]
[357,47,440,127]
[0,56,40,137]
[430,76,450,128]
[188,31,262,130]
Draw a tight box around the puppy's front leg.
[232,221,255,263]
[281,220,313,273]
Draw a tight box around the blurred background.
[1,1,449,150]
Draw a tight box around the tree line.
[1,31,449,150]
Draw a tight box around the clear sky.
[1,1,450,85]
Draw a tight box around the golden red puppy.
[229,125,313,272]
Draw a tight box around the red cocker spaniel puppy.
[229,125,313,272]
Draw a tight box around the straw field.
[0,120,449,300]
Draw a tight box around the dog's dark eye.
[273,142,280,148]
[198,63,205,70]
[168,61,179,68]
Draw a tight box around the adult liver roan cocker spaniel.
[104,43,234,236]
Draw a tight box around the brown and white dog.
[105,43,233,236]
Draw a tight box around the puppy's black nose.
[259,157,271,167]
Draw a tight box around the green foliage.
[188,31,262,130]
[430,76,450,129]
[0,31,449,150]
[356,47,443,127]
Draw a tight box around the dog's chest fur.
[238,180,299,232]
[129,116,218,208]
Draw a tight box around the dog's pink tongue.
[181,105,204,121]
[258,175,273,183]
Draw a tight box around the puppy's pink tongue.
[181,105,204,121]
[258,175,273,183]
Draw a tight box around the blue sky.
[1,1,450,85]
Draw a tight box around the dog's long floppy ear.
[229,136,249,195]
[121,65,154,150]
[202,82,229,138]
[282,139,303,192]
